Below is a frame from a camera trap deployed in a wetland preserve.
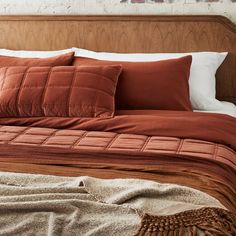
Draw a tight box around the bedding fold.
[0,111,235,151]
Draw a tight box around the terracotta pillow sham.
[73,56,193,111]
[0,52,74,66]
[0,65,122,118]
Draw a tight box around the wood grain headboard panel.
[0,15,235,104]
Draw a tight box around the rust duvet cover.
[0,110,235,235]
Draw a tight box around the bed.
[0,15,235,236]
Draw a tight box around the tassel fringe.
[134,207,236,236]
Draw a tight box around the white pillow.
[194,101,236,118]
[0,48,73,58]
[73,48,227,111]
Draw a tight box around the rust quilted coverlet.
[0,125,234,168]
[0,66,121,118]
[0,123,235,212]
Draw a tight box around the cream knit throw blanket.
[0,172,225,236]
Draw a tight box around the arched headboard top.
[0,15,235,104]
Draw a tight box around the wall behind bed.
[0,0,235,23]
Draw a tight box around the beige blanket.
[0,172,226,236]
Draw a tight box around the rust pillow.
[0,66,122,118]
[0,52,74,66]
[73,56,193,111]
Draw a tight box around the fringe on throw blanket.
[135,207,236,236]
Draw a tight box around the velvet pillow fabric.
[0,66,122,118]
[0,52,74,66]
[73,48,228,112]
[73,56,193,111]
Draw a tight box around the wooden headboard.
[0,15,235,104]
